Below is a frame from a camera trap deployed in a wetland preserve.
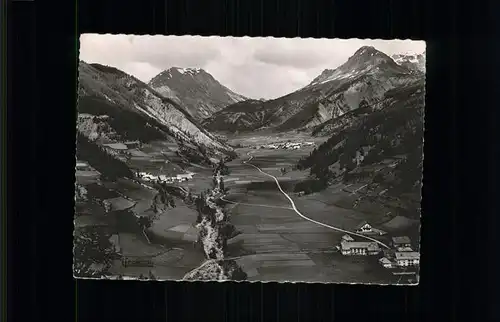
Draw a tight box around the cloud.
[122,62,163,84]
[80,35,425,100]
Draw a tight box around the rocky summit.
[148,67,247,121]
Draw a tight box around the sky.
[80,34,425,100]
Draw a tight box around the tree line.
[76,131,134,180]
[295,86,424,196]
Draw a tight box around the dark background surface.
[8,0,500,321]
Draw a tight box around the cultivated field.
[75,133,419,283]
[178,141,410,283]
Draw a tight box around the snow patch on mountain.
[226,90,247,103]
[392,52,426,73]
[176,67,202,76]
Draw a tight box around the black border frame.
[8,0,500,321]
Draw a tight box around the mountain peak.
[353,45,379,55]
[337,45,406,75]
[157,67,207,79]
[348,46,391,63]
[306,46,411,87]
[148,67,247,121]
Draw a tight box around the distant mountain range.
[77,45,425,180]
[77,62,235,174]
[148,67,247,121]
[203,46,424,134]
[391,52,426,73]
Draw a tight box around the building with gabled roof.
[392,236,412,248]
[395,251,420,267]
[340,240,381,256]
[379,257,394,268]
[355,221,387,236]
[355,221,373,233]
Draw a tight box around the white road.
[243,152,390,249]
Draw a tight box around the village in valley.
[254,141,317,151]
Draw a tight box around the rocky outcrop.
[392,51,426,73]
[77,114,116,142]
[151,184,176,214]
[194,164,240,266]
[75,184,88,202]
[184,171,246,280]
[195,169,232,260]
[183,259,247,281]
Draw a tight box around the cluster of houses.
[380,236,420,269]
[337,222,420,270]
[257,141,316,150]
[137,171,194,183]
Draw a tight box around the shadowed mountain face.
[203,46,421,134]
[148,67,247,121]
[297,79,425,219]
[312,79,425,137]
[77,62,235,165]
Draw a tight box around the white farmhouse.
[394,252,420,267]
[340,240,381,256]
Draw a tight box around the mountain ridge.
[391,51,426,73]
[204,46,421,134]
[295,78,424,222]
[77,61,235,170]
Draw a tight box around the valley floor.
[212,148,410,283]
[75,135,420,284]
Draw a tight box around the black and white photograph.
[74,35,425,284]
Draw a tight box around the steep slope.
[296,79,425,219]
[75,131,134,180]
[204,46,418,133]
[148,67,247,120]
[312,77,425,137]
[202,99,267,133]
[78,62,234,163]
[392,51,426,73]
